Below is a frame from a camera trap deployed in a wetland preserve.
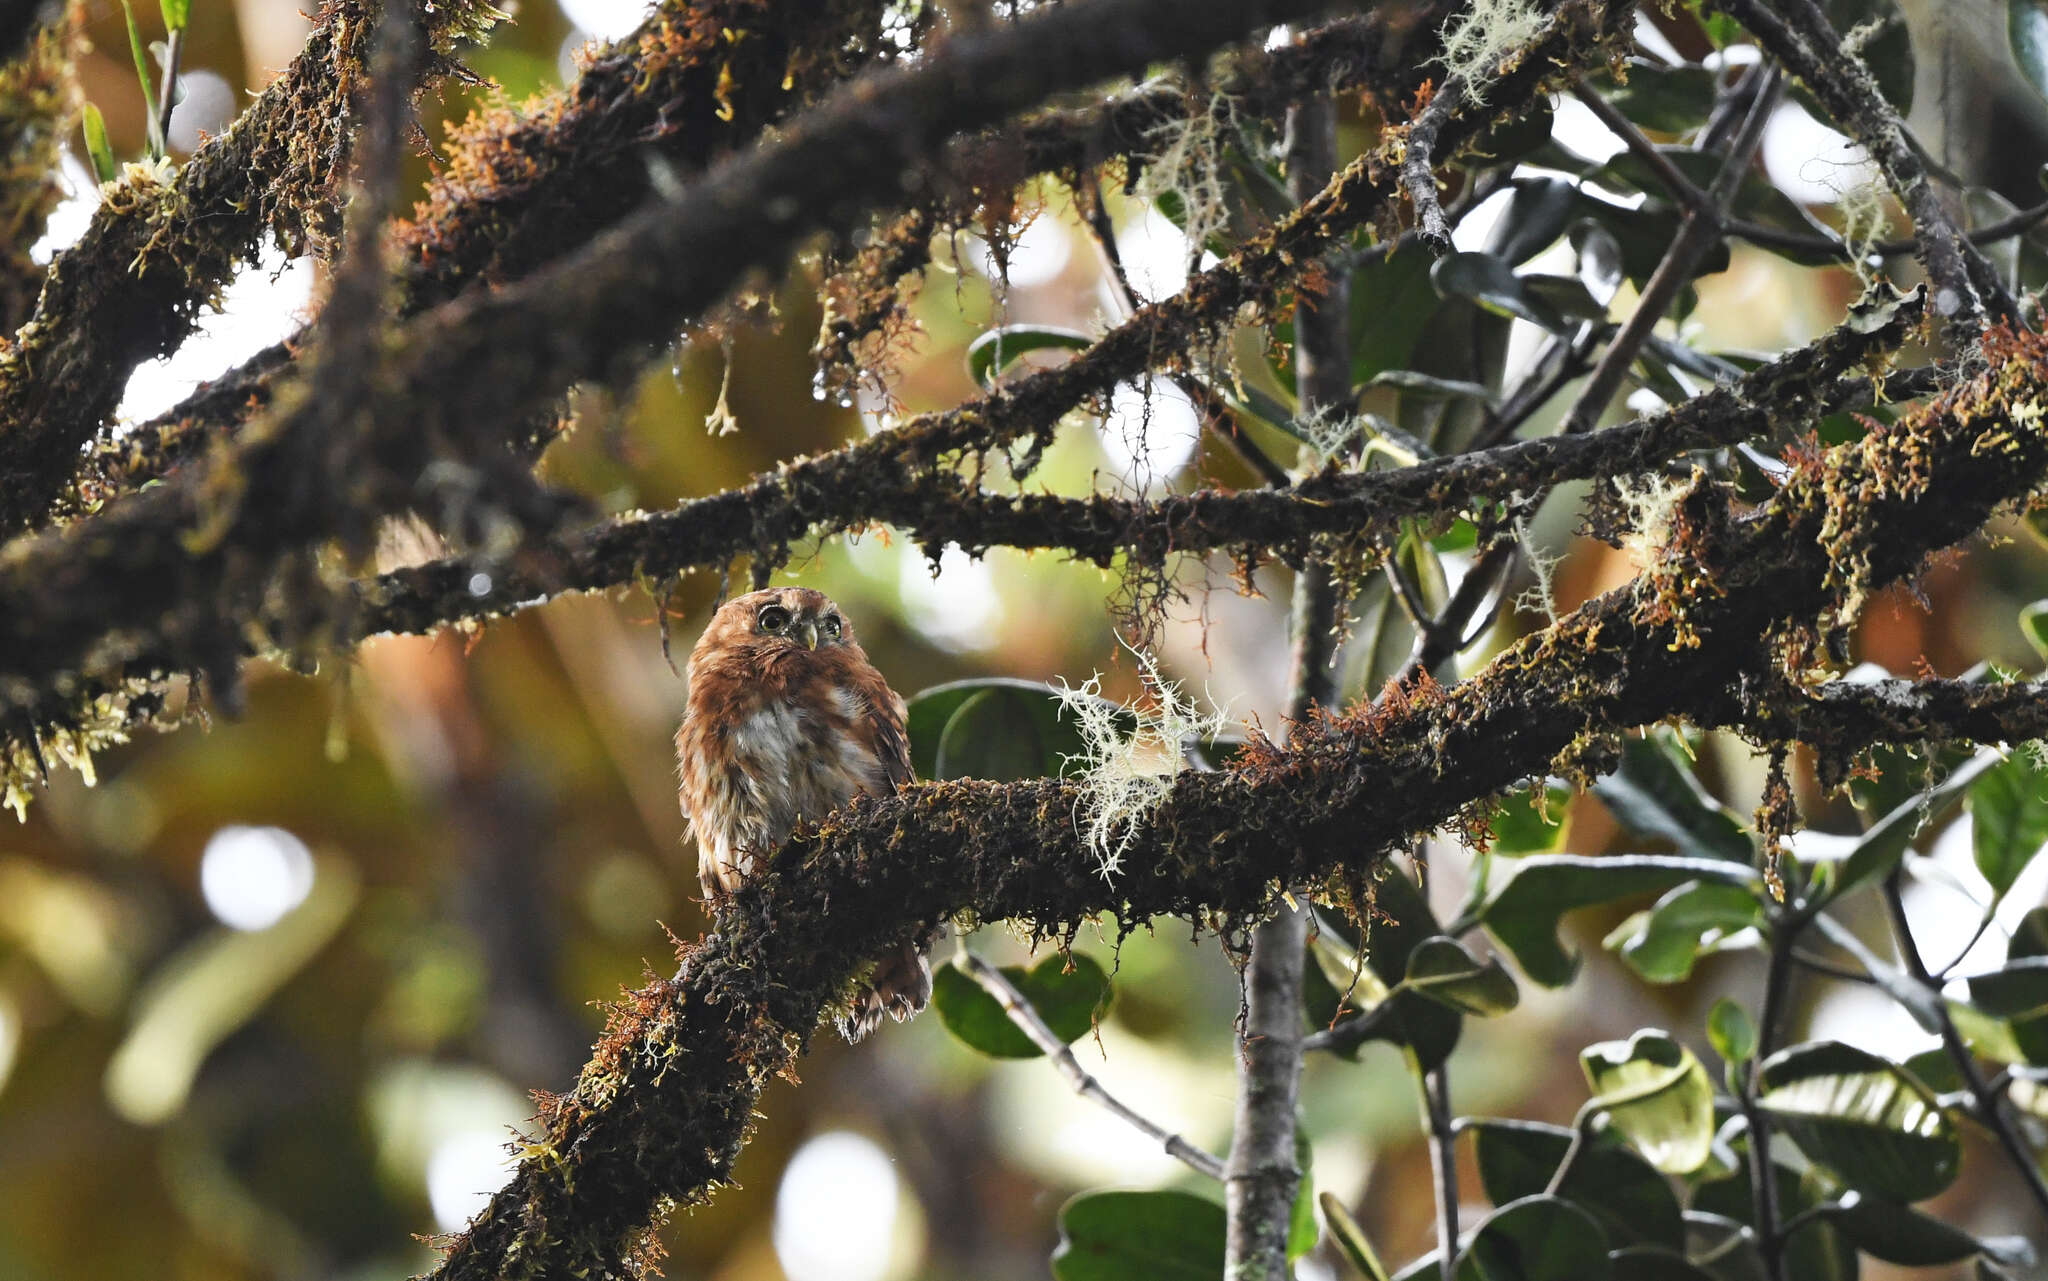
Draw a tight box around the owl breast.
[690,690,889,895]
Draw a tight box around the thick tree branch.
[357,286,1924,640]
[1714,0,2015,330]
[0,0,506,536]
[433,312,2048,1279]
[0,0,1634,728]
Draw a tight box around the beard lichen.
[1053,644,1233,880]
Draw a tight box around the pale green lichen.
[1438,0,1548,99]
[1054,644,1233,879]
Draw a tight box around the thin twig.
[959,954,1225,1179]
[1880,873,2048,1223]
[1561,63,1783,435]
[1423,1062,1461,1265]
[1080,177,1291,488]
[1741,921,1797,1281]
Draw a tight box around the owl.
[675,586,931,1040]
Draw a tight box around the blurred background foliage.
[13,0,2048,1278]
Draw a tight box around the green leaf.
[1604,881,1763,984]
[935,687,1053,782]
[80,103,117,184]
[1593,147,1830,264]
[1832,1190,2034,1266]
[1707,998,1757,1066]
[906,678,1120,782]
[1593,735,1753,864]
[1581,1030,1716,1175]
[1971,750,2048,896]
[159,0,190,34]
[1051,1189,1224,1281]
[1401,936,1519,1016]
[2003,909,2048,1063]
[1348,244,1443,387]
[1607,1247,1718,1281]
[1479,855,1760,987]
[1323,1193,1392,1281]
[1692,1167,1853,1281]
[2020,599,2048,661]
[1965,955,2048,1019]
[1469,1119,1684,1249]
[966,325,1092,389]
[1594,61,1718,133]
[1491,781,1572,855]
[1484,178,1581,267]
[1464,100,1555,169]
[930,953,1110,1059]
[118,0,161,158]
[1289,1132,1318,1263]
[1757,1041,1960,1201]
[1455,1195,1613,1281]
[1430,252,1571,333]
[1825,750,1998,903]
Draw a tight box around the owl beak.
[798,618,820,650]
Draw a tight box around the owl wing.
[865,683,914,792]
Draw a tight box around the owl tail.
[838,941,932,1042]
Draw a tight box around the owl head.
[689,587,865,676]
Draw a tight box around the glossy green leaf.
[1464,100,1555,169]
[2003,909,2048,1063]
[1965,955,2048,1019]
[1480,855,1759,987]
[159,0,190,34]
[2020,600,2048,661]
[1593,736,1753,863]
[1323,1192,1392,1281]
[1051,1189,1224,1281]
[1825,750,1998,903]
[930,953,1109,1059]
[1594,148,1822,253]
[1431,252,1571,332]
[1581,194,1731,285]
[906,678,1120,782]
[1348,244,1443,387]
[1581,1031,1716,1174]
[1484,178,1581,267]
[1596,60,1718,133]
[1971,750,2048,895]
[1401,936,1519,1016]
[965,325,1092,388]
[1469,1119,1684,1249]
[1832,1190,2033,1266]
[1707,999,1757,1066]
[1455,1195,1613,1281]
[1757,1041,1960,1201]
[80,103,117,185]
[1604,881,1763,984]
[1491,781,1572,855]
[935,687,1054,782]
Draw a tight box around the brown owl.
[675,586,931,1040]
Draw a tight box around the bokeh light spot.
[199,825,315,932]
[774,1131,901,1281]
[426,1130,516,1233]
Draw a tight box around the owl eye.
[757,605,792,633]
[820,615,843,641]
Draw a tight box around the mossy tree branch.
[0,0,1632,730]
[432,313,2048,1279]
[0,0,509,536]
